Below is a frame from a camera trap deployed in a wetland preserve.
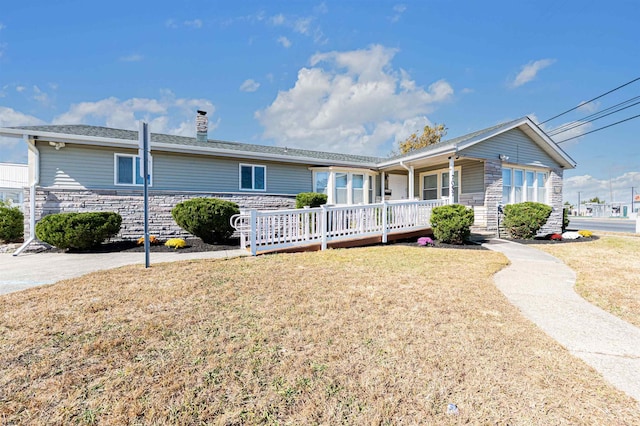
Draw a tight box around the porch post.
[381,171,386,201]
[408,166,415,199]
[448,156,455,204]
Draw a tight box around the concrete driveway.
[0,249,249,295]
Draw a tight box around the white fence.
[231,199,448,255]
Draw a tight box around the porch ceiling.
[380,152,460,172]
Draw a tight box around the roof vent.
[196,110,208,142]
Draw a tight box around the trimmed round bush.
[0,205,24,243]
[430,204,474,244]
[171,198,239,244]
[295,192,328,208]
[502,202,552,239]
[35,211,122,250]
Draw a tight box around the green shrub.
[295,192,328,208]
[430,204,474,244]
[35,212,122,250]
[171,198,239,244]
[0,204,24,243]
[502,202,552,239]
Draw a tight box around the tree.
[398,123,447,154]
[587,197,604,204]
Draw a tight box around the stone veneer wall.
[538,168,564,234]
[23,188,296,240]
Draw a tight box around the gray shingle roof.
[10,124,384,165]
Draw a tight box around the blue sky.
[1,0,639,205]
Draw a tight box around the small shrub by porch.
[430,204,475,244]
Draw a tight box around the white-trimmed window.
[502,167,548,204]
[239,164,266,191]
[314,171,329,195]
[419,167,461,202]
[312,169,376,204]
[115,154,152,186]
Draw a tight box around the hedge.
[502,202,552,239]
[430,204,474,244]
[35,212,122,250]
[171,198,239,244]
[0,204,24,243]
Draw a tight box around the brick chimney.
[196,110,208,142]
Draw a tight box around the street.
[567,217,637,234]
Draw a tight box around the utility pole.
[577,191,581,216]
[139,121,151,268]
[633,187,636,214]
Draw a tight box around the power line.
[555,113,640,144]
[547,95,640,135]
[538,76,640,125]
[548,98,640,136]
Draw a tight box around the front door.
[388,174,408,200]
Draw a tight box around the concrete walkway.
[484,238,640,403]
[0,249,249,295]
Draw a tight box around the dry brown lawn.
[1,246,639,425]
[536,235,640,328]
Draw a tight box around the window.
[442,171,459,203]
[502,167,549,204]
[514,169,524,203]
[314,172,329,195]
[526,171,535,201]
[537,172,548,203]
[115,154,151,186]
[240,164,266,191]
[352,174,364,204]
[502,168,511,205]
[422,174,438,200]
[419,167,461,201]
[335,172,348,204]
[312,169,376,204]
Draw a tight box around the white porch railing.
[231,199,448,255]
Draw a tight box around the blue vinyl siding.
[38,142,312,194]
[462,128,560,168]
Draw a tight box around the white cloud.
[32,85,51,106]
[184,19,203,29]
[314,2,328,14]
[0,42,7,58]
[564,171,640,205]
[277,36,292,48]
[0,23,5,31]
[0,106,45,163]
[511,59,555,88]
[166,19,202,29]
[294,17,312,35]
[239,79,260,92]
[391,4,407,23]
[51,91,217,137]
[256,44,454,156]
[270,14,285,26]
[577,100,600,113]
[119,53,143,62]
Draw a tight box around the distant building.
[0,163,28,209]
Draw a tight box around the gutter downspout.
[13,136,39,256]
[399,161,414,200]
